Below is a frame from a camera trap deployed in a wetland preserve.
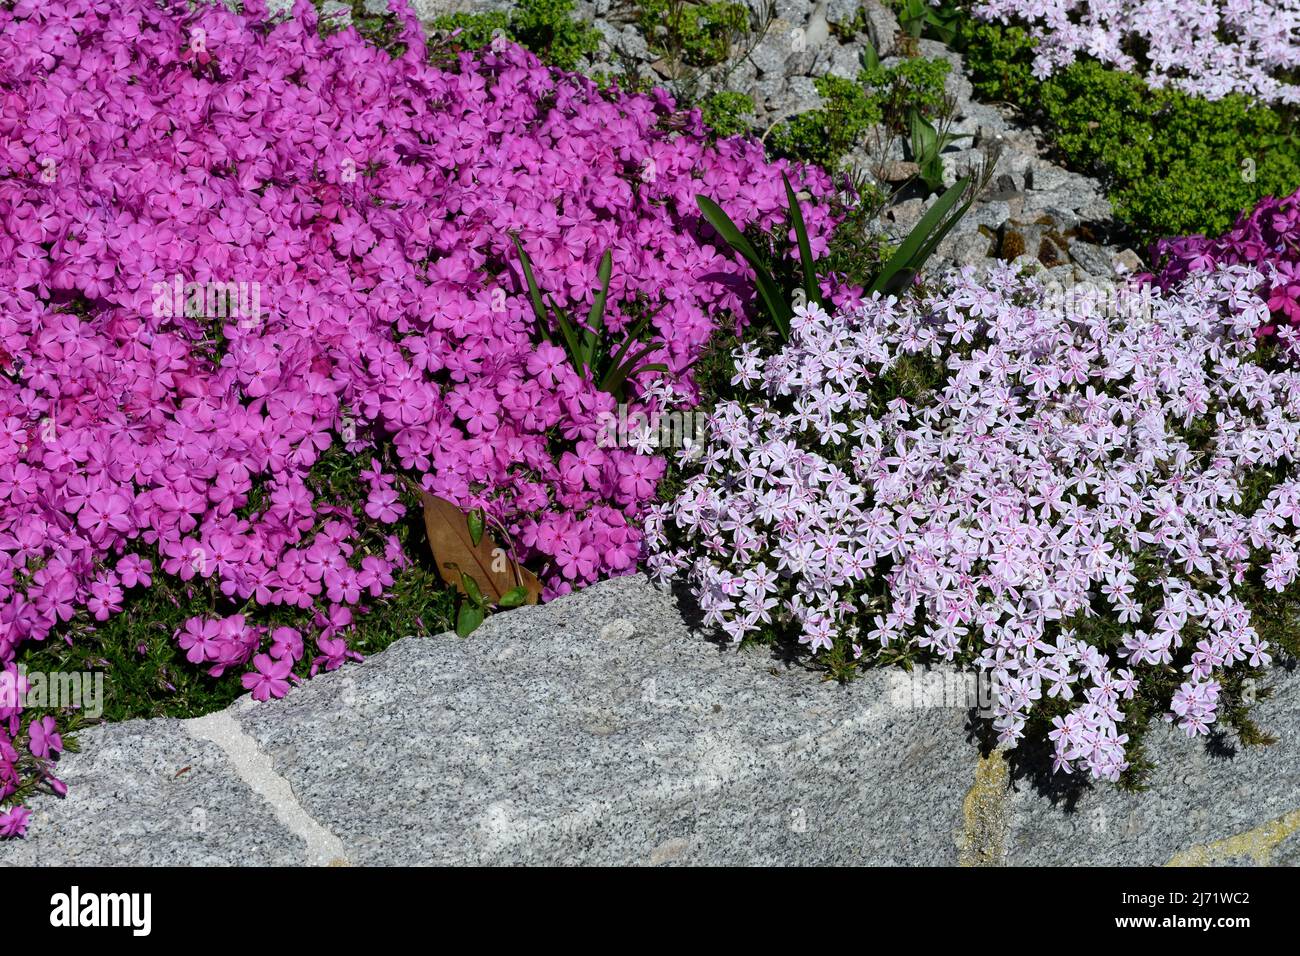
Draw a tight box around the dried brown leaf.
[417,490,542,606]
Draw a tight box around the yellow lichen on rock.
[959,751,1010,866]
[1167,808,1300,866]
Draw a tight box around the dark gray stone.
[1070,240,1116,278]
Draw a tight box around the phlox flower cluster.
[649,264,1294,780]
[0,0,836,829]
[971,0,1300,104]
[1144,188,1300,334]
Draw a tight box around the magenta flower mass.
[2,0,1296,857]
[0,0,837,815]
[1143,187,1300,334]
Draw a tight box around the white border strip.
[185,711,347,866]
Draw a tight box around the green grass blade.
[910,190,979,272]
[628,362,669,379]
[550,298,586,375]
[603,343,665,396]
[601,331,650,392]
[882,194,976,295]
[586,250,612,333]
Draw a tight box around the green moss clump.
[829,5,873,40]
[427,10,512,52]
[509,0,602,70]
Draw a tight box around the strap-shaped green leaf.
[862,40,879,71]
[696,194,792,339]
[515,234,598,379]
[605,362,670,398]
[909,109,942,170]
[599,308,665,393]
[911,191,977,270]
[885,192,976,294]
[783,172,822,309]
[584,249,613,373]
[602,339,643,390]
[871,174,971,295]
[548,295,585,374]
[602,341,665,396]
[511,235,549,327]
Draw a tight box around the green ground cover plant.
[923,9,1300,244]
[427,0,600,69]
[769,54,953,172]
[637,0,751,69]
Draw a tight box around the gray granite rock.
[1112,248,1144,275]
[1005,666,1300,866]
[884,196,926,233]
[940,147,986,189]
[1070,240,1116,279]
[411,0,513,17]
[0,720,303,866]
[826,0,863,27]
[825,42,863,81]
[1025,160,1073,193]
[861,2,900,58]
[784,75,824,115]
[4,575,1299,865]
[233,575,974,865]
[952,102,1010,145]
[749,33,795,78]
[320,0,352,24]
[948,199,1011,238]
[939,230,996,268]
